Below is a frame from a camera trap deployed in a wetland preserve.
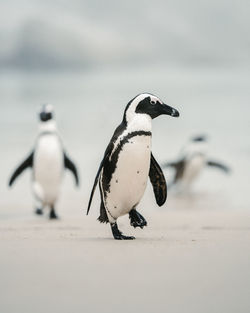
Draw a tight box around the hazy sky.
[0,0,249,70]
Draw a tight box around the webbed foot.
[111,223,135,240]
[49,207,58,220]
[35,208,43,215]
[129,209,147,229]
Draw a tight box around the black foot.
[35,208,43,215]
[129,209,147,229]
[49,207,58,220]
[111,223,135,240]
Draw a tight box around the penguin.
[8,104,79,219]
[163,135,230,192]
[87,93,179,240]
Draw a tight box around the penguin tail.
[97,216,109,224]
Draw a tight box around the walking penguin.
[87,93,179,240]
[9,104,79,219]
[163,135,230,192]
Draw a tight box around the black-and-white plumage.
[9,104,79,219]
[87,93,179,240]
[163,135,230,192]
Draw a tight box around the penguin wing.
[149,153,167,206]
[8,151,34,187]
[163,159,186,183]
[86,142,114,215]
[163,161,180,168]
[64,153,79,186]
[207,160,230,173]
[86,121,126,215]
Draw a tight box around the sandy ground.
[0,209,250,313]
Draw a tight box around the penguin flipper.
[97,180,109,223]
[162,161,179,168]
[64,153,79,186]
[207,160,230,173]
[87,142,114,215]
[173,160,186,183]
[9,151,34,187]
[149,153,167,206]
[87,121,125,215]
[163,159,186,184]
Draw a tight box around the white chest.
[103,114,153,221]
[105,133,152,220]
[33,135,64,185]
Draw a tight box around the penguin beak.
[161,103,180,117]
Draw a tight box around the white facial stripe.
[40,104,53,114]
[126,94,149,122]
[150,95,162,104]
[125,93,162,122]
[44,104,53,113]
[110,93,160,161]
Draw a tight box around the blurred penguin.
[163,135,230,193]
[8,104,79,219]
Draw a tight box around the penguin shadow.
[76,236,172,242]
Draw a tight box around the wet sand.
[0,208,249,313]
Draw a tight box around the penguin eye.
[150,100,156,105]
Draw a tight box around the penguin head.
[39,104,54,122]
[124,93,179,123]
[183,134,208,159]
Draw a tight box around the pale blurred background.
[1,2,250,313]
[0,0,249,216]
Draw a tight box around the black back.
[86,121,126,215]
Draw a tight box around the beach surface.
[0,67,249,313]
[1,208,249,313]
